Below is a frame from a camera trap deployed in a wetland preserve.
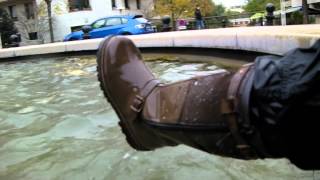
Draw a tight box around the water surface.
[0,56,317,180]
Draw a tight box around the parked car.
[63,15,155,41]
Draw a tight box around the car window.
[135,18,148,23]
[106,18,122,26]
[121,18,128,24]
[92,19,106,29]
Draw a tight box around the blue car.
[64,15,155,41]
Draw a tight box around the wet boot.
[97,36,258,159]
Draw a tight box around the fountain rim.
[0,24,319,61]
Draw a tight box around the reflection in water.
[0,56,317,180]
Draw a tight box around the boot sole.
[96,36,147,150]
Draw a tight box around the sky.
[212,0,247,8]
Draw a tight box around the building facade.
[0,0,37,46]
[285,0,320,8]
[284,0,320,23]
[0,0,154,45]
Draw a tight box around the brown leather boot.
[97,36,257,159]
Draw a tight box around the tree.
[209,5,234,28]
[302,0,309,24]
[212,4,225,16]
[225,10,242,17]
[154,0,215,29]
[244,0,280,13]
[0,8,17,47]
[44,0,54,42]
[288,11,303,24]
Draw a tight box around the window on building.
[29,32,38,40]
[106,18,122,26]
[68,0,91,12]
[24,3,35,19]
[111,0,116,8]
[313,2,320,9]
[136,0,141,9]
[124,0,130,9]
[8,5,18,21]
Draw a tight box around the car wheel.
[121,32,132,35]
[68,38,78,41]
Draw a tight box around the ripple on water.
[0,56,317,180]
[18,107,36,114]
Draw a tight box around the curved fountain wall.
[0,24,320,60]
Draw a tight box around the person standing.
[194,6,205,29]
